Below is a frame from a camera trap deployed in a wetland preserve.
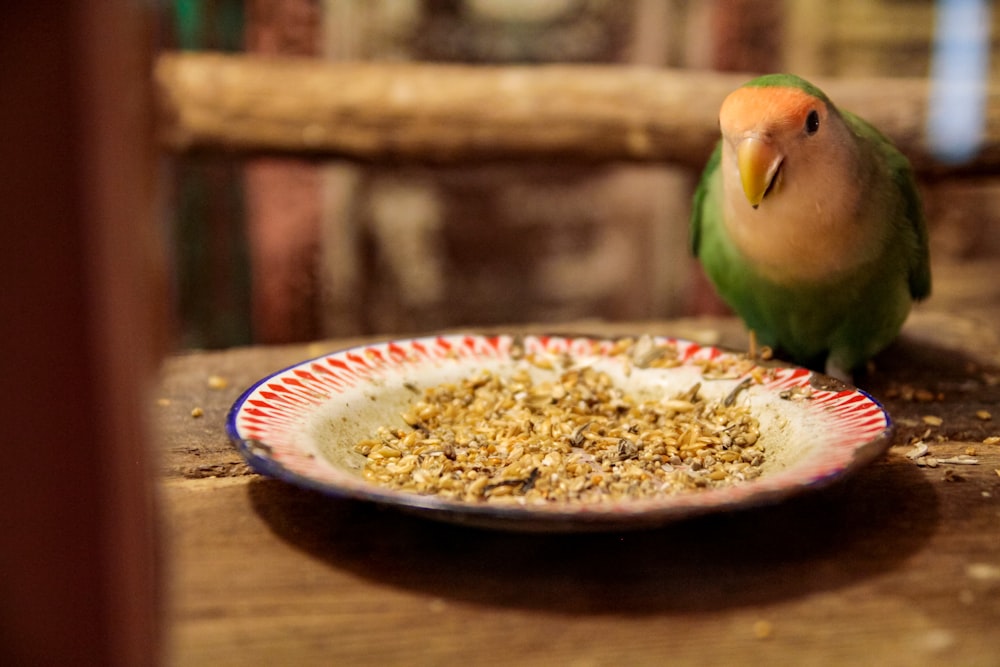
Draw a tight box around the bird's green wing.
[690,141,723,257]
[842,109,932,301]
[864,116,932,301]
[893,154,932,300]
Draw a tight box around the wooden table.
[159,283,1000,665]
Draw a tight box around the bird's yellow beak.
[737,137,783,209]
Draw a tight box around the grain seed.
[354,339,764,504]
[753,620,774,640]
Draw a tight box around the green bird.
[691,74,931,381]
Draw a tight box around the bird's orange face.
[719,86,829,208]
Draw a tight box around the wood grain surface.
[158,267,1000,665]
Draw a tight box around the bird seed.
[354,341,764,505]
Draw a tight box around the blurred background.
[3,2,998,664]
[164,0,1000,350]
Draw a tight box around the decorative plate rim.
[227,333,894,531]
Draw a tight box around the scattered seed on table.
[966,563,1000,581]
[922,415,943,427]
[984,436,1000,446]
[753,620,774,640]
[191,407,204,418]
[906,441,928,460]
[976,410,992,421]
[937,455,979,465]
[207,375,229,390]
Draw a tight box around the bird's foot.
[823,358,854,385]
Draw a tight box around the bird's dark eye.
[805,109,820,135]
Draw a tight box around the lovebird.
[691,73,931,381]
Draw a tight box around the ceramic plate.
[227,334,893,532]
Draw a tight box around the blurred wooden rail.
[155,51,1000,175]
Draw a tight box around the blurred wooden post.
[244,0,325,343]
[0,4,162,665]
